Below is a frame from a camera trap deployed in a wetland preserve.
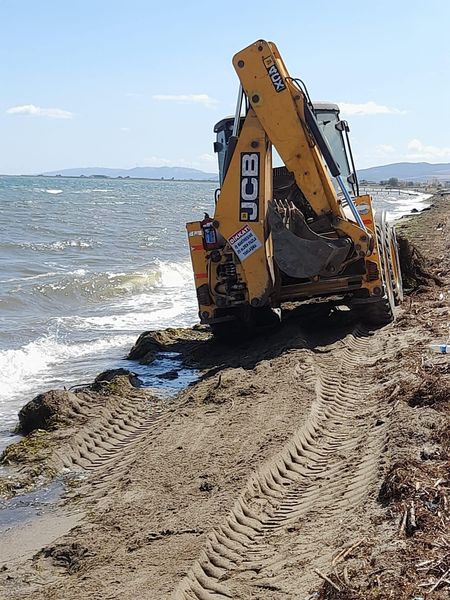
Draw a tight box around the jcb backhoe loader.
[186,40,403,335]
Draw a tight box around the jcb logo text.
[240,152,259,222]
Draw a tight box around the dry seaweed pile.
[317,463,450,598]
[397,234,443,292]
[378,459,450,593]
[317,367,450,599]
[318,459,450,599]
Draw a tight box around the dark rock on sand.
[127,327,210,365]
[127,331,168,363]
[19,390,80,434]
[19,370,142,436]
[157,369,179,380]
[92,369,143,390]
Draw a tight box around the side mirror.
[335,120,350,133]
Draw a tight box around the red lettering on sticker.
[229,225,250,245]
[195,273,208,279]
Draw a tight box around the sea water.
[0,176,432,449]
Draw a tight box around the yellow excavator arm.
[187,40,402,334]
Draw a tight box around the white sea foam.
[45,189,63,194]
[25,262,192,306]
[67,304,190,331]
[22,239,97,251]
[156,260,193,288]
[0,271,59,284]
[47,239,95,250]
[57,261,197,331]
[74,309,176,330]
[0,334,134,409]
[365,189,433,223]
[0,268,88,285]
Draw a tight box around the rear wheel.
[386,225,404,305]
[361,211,395,326]
[209,306,281,340]
[209,319,244,341]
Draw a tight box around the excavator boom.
[186,40,403,333]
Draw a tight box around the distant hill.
[41,166,218,181]
[358,162,450,183]
[41,162,450,184]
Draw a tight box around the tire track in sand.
[51,392,155,473]
[172,326,388,598]
[63,396,186,502]
[39,384,177,503]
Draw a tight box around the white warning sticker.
[228,224,262,261]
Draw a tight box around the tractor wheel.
[386,224,404,305]
[209,306,281,340]
[361,211,395,327]
[209,319,244,341]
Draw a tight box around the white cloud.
[338,101,405,116]
[120,127,131,132]
[198,153,216,163]
[359,139,450,169]
[152,94,218,108]
[143,156,182,167]
[6,104,73,119]
[406,138,450,161]
[377,144,396,154]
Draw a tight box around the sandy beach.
[0,192,449,599]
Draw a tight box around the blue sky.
[1,0,449,174]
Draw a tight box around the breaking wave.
[0,334,135,418]
[30,260,193,306]
[0,260,197,418]
[364,188,432,222]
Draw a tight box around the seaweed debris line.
[0,193,449,600]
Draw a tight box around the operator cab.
[213,116,243,186]
[213,102,359,197]
[313,102,359,198]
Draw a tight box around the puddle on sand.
[126,351,200,395]
[0,478,65,532]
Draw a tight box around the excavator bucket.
[267,203,351,279]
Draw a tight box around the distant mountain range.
[358,162,450,183]
[41,166,218,181]
[40,162,450,183]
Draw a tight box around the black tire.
[386,225,404,305]
[209,306,281,340]
[360,297,394,326]
[360,211,395,327]
[209,319,243,341]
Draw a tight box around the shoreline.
[0,189,436,450]
[0,174,219,183]
[0,193,449,598]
